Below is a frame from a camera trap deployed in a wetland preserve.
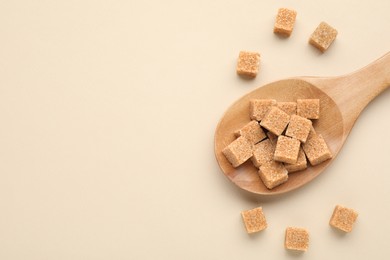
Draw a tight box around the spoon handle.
[305,52,390,137]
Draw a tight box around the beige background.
[0,0,389,259]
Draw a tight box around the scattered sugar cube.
[302,133,332,165]
[236,51,261,78]
[260,107,290,136]
[222,136,253,167]
[284,148,307,173]
[235,120,266,144]
[250,99,276,121]
[297,99,320,119]
[285,227,309,252]
[274,8,297,37]
[252,139,276,168]
[329,205,358,233]
[309,22,338,52]
[285,115,312,143]
[274,135,300,164]
[241,207,268,234]
[258,161,288,189]
[277,101,297,116]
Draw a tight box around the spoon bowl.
[215,52,390,195]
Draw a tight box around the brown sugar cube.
[297,99,320,119]
[285,227,309,252]
[277,101,297,116]
[260,107,290,136]
[250,99,276,121]
[274,135,300,164]
[222,136,253,167]
[285,115,312,143]
[305,125,317,144]
[236,51,261,78]
[258,161,288,189]
[285,148,307,173]
[329,205,358,233]
[241,207,268,234]
[307,125,317,140]
[302,133,332,165]
[235,120,266,144]
[309,22,338,52]
[251,139,276,168]
[266,131,278,144]
[274,8,297,37]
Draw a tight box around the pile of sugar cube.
[222,98,332,189]
[241,205,358,252]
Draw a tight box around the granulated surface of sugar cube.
[284,148,307,173]
[222,136,253,167]
[241,207,268,234]
[260,107,290,136]
[274,8,297,37]
[285,114,312,143]
[236,51,261,78]
[250,99,276,121]
[277,101,297,116]
[297,99,320,119]
[285,227,309,252]
[252,139,276,168]
[329,205,358,233]
[274,135,301,164]
[258,161,288,189]
[235,120,266,144]
[307,125,317,140]
[302,133,332,165]
[309,22,338,52]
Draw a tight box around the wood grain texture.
[214,52,390,195]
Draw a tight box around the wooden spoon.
[214,52,390,195]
